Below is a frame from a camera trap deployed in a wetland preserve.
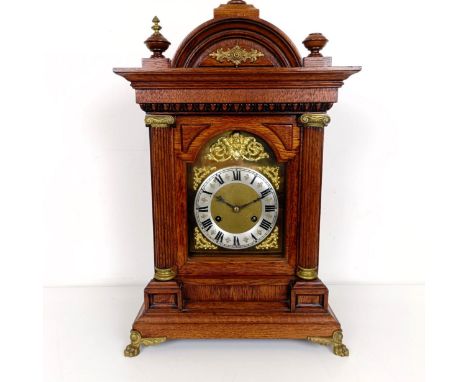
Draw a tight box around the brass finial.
[151,16,162,35]
[145,16,171,58]
[228,0,247,4]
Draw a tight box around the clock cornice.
[114,67,360,88]
[113,67,360,105]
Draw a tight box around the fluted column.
[145,115,177,281]
[296,113,331,280]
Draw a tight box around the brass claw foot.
[124,330,167,357]
[332,342,349,357]
[307,330,350,357]
[124,343,140,357]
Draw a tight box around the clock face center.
[210,183,262,234]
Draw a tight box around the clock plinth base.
[126,279,347,357]
[143,280,183,311]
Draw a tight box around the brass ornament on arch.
[209,45,265,67]
[205,132,270,163]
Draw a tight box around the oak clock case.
[114,0,360,358]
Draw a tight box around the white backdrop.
[7,0,462,287]
[3,2,467,380]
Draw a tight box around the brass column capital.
[296,266,318,280]
[154,267,177,281]
[299,113,331,129]
[145,114,176,128]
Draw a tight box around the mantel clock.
[114,0,360,357]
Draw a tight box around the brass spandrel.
[256,226,279,250]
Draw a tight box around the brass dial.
[194,167,278,250]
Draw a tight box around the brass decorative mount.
[145,115,176,129]
[258,166,280,190]
[193,166,217,190]
[205,132,269,162]
[124,330,167,357]
[299,113,331,129]
[307,330,350,357]
[255,226,279,250]
[194,227,219,250]
[154,267,177,281]
[209,45,264,67]
[296,266,318,280]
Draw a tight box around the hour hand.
[215,195,236,209]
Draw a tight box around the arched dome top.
[172,5,302,68]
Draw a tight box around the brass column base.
[154,267,176,281]
[124,330,167,357]
[307,330,350,357]
[296,266,318,280]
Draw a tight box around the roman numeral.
[251,233,258,242]
[214,174,225,185]
[250,174,258,185]
[233,236,240,246]
[260,188,272,199]
[202,189,213,195]
[201,219,213,231]
[232,169,241,181]
[214,231,224,243]
[265,205,276,212]
[197,206,208,212]
[259,219,272,231]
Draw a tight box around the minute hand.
[238,197,262,210]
